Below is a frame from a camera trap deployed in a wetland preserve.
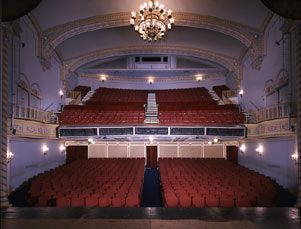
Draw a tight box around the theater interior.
[1,0,301,228]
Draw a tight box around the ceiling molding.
[33,12,262,67]
[60,45,241,85]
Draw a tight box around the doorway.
[226,146,238,164]
[146,146,158,168]
[66,146,88,164]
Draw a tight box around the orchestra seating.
[159,158,278,207]
[72,85,91,98]
[212,85,230,100]
[27,158,145,207]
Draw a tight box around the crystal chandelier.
[130,0,174,42]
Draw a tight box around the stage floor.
[1,207,300,229]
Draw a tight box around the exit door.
[146,146,158,168]
[226,146,238,164]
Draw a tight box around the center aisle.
[140,168,163,207]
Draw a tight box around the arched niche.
[17,73,30,106]
[30,83,42,108]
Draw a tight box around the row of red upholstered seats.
[59,105,145,125]
[159,158,278,207]
[155,87,216,104]
[212,85,230,100]
[73,85,91,98]
[158,111,245,125]
[86,87,148,105]
[27,158,145,207]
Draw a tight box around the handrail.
[66,90,82,105]
[248,102,296,123]
[9,103,52,123]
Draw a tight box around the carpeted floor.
[140,168,163,207]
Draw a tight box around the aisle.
[140,168,163,207]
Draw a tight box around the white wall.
[8,138,66,191]
[240,15,293,111]
[238,138,297,190]
[10,16,64,112]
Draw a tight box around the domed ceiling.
[28,0,272,85]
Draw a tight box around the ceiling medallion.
[130,0,174,42]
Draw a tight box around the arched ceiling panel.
[32,0,269,31]
[57,26,245,61]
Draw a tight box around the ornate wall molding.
[64,45,239,79]
[8,119,58,139]
[245,118,297,138]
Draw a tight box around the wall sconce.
[256,145,263,155]
[59,90,64,98]
[239,144,246,152]
[88,138,95,144]
[148,78,154,85]
[195,74,203,82]
[7,151,14,163]
[59,144,66,152]
[42,145,49,155]
[208,140,213,145]
[99,74,107,82]
[291,153,298,162]
[213,138,218,143]
[149,136,154,144]
[239,89,244,97]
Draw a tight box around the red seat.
[220,197,234,207]
[71,197,85,207]
[111,196,125,207]
[206,197,219,207]
[192,196,205,207]
[125,195,140,207]
[56,197,71,207]
[99,196,111,207]
[235,198,252,207]
[165,195,178,207]
[85,196,99,207]
[179,196,191,208]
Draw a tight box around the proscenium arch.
[41,12,259,59]
[64,46,240,83]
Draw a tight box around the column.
[0,27,11,207]
[296,23,301,208]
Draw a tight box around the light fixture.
[239,144,246,152]
[195,74,203,82]
[59,90,64,98]
[42,145,49,155]
[149,136,154,144]
[256,145,263,155]
[239,89,244,97]
[99,74,107,82]
[208,141,213,145]
[213,138,218,143]
[291,152,298,162]
[7,151,14,163]
[88,138,95,144]
[148,78,154,84]
[130,0,174,42]
[59,144,66,152]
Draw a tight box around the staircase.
[208,90,224,105]
[80,90,95,105]
[144,93,159,124]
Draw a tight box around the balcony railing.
[222,90,237,104]
[9,103,52,123]
[66,90,81,105]
[248,103,296,123]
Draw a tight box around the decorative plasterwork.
[245,118,297,139]
[7,118,58,139]
[78,71,227,82]
[29,12,263,70]
[62,45,240,83]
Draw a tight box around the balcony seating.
[213,85,230,100]
[73,85,91,98]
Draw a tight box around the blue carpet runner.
[140,168,163,207]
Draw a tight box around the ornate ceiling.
[24,0,273,85]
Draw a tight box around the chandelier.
[130,0,174,42]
